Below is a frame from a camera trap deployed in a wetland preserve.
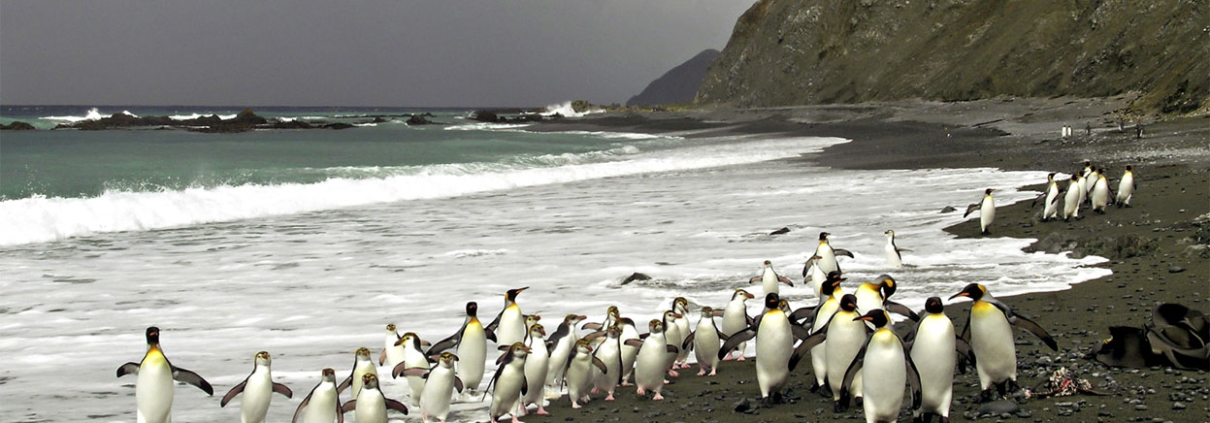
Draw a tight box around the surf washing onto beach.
[0,106,1109,422]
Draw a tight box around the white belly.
[419,367,455,420]
[353,391,387,423]
[826,313,866,399]
[619,327,640,380]
[910,316,955,415]
[663,323,683,356]
[489,363,526,418]
[545,337,574,386]
[762,270,779,296]
[497,309,526,346]
[593,342,621,392]
[722,301,750,355]
[970,302,1017,389]
[810,299,839,385]
[301,385,339,423]
[808,265,826,298]
[816,246,839,275]
[458,323,487,391]
[240,369,273,423]
[384,337,405,370]
[862,334,906,422]
[884,243,902,268]
[523,340,549,405]
[635,336,668,391]
[980,197,995,231]
[403,348,428,403]
[855,288,882,317]
[1064,186,1081,218]
[693,320,721,370]
[351,361,376,397]
[674,316,692,361]
[136,358,175,423]
[1117,174,1134,204]
[755,314,792,397]
[1043,186,1059,218]
[1091,179,1110,209]
[566,355,594,400]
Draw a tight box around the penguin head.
[530,323,546,338]
[438,352,459,367]
[1047,173,1056,181]
[395,333,422,349]
[525,314,541,326]
[984,188,994,196]
[321,368,337,383]
[144,327,161,346]
[854,309,890,328]
[820,275,843,297]
[818,232,830,242]
[510,342,531,358]
[763,260,772,267]
[385,323,397,332]
[949,283,987,302]
[606,305,620,319]
[255,351,272,366]
[606,324,621,338]
[884,229,895,237]
[733,289,755,301]
[354,347,372,359]
[778,299,791,313]
[663,310,682,323]
[673,297,689,312]
[648,319,663,333]
[763,293,780,310]
[1084,160,1092,168]
[875,274,897,299]
[1125,165,1133,171]
[466,301,479,317]
[505,287,528,303]
[925,297,945,314]
[361,373,379,390]
[564,314,587,325]
[574,339,593,354]
[1099,167,1109,175]
[1071,174,1080,181]
[839,294,858,312]
[700,306,714,316]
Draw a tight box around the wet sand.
[523,98,1209,422]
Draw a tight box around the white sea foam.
[168,113,238,120]
[541,100,604,118]
[444,122,533,131]
[42,107,137,122]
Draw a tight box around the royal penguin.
[788,271,845,395]
[486,287,529,347]
[292,368,342,423]
[883,230,906,268]
[951,283,1058,401]
[391,332,430,405]
[659,310,685,377]
[545,314,587,389]
[750,260,794,297]
[337,348,377,399]
[484,343,531,423]
[616,314,641,386]
[116,327,214,423]
[398,352,463,423]
[719,293,807,403]
[1078,161,1093,204]
[790,294,868,411]
[629,319,678,401]
[683,306,726,376]
[838,310,922,423]
[1091,167,1113,213]
[802,254,828,297]
[565,339,608,409]
[909,297,974,423]
[721,289,755,361]
[1116,165,1136,207]
[1062,174,1082,221]
[589,324,623,401]
[520,324,550,416]
[963,188,996,235]
[340,374,407,423]
[427,302,487,394]
[670,297,694,369]
[380,324,404,370]
[220,351,293,423]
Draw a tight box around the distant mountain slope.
[697,0,1208,116]
[627,49,721,106]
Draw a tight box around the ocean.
[0,105,1109,422]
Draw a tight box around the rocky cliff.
[697,0,1208,116]
[627,49,721,106]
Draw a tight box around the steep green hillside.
[698,0,1208,116]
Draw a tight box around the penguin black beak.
[949,292,969,300]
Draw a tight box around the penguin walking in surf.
[682,305,727,376]
[750,260,794,296]
[391,332,433,406]
[397,352,464,423]
[809,232,854,275]
[909,297,975,423]
[292,368,343,423]
[1116,165,1136,207]
[963,188,996,235]
[837,310,922,423]
[1031,173,1062,222]
[485,343,531,423]
[426,302,487,395]
[116,327,214,423]
[220,351,293,423]
[951,283,1058,401]
[340,374,408,423]
[380,324,404,370]
[883,230,908,268]
[486,287,529,347]
[718,293,810,404]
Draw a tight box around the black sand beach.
[524,98,1209,423]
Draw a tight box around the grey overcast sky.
[0,1,754,107]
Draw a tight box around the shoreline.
[523,98,1209,422]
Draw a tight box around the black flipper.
[485,310,504,343]
[789,315,836,371]
[778,275,794,286]
[116,362,140,378]
[905,350,923,410]
[171,366,214,395]
[292,387,314,423]
[273,382,294,398]
[791,324,811,341]
[963,203,981,218]
[398,368,428,378]
[832,249,855,258]
[955,336,976,373]
[220,379,247,407]
[454,376,465,393]
[426,325,464,356]
[664,345,679,354]
[838,339,871,405]
[520,376,528,396]
[682,331,696,350]
[885,301,920,321]
[384,398,409,415]
[717,329,756,361]
[986,299,1058,351]
[624,339,643,347]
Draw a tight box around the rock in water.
[940,206,957,213]
[620,272,652,285]
[769,227,791,235]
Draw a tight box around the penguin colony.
[117,173,1139,422]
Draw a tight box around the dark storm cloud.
[0,1,753,107]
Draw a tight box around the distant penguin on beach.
[963,189,995,235]
[1116,165,1136,207]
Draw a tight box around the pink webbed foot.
[536,407,550,416]
[736,355,746,362]
[708,368,717,376]
[666,369,679,378]
[652,392,665,401]
[571,402,582,410]
[697,368,706,376]
[636,386,646,396]
[605,393,615,401]
[510,416,526,423]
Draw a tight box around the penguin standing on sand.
[660,310,685,377]
[485,343,531,423]
[1116,165,1136,207]
[629,319,678,401]
[589,324,623,401]
[684,306,727,376]
[1031,173,1061,222]
[838,310,922,423]
[565,339,608,409]
[616,315,642,386]
[909,297,974,423]
[1062,174,1082,221]
[670,297,694,369]
[426,302,487,394]
[883,230,906,268]
[718,293,808,403]
[963,189,996,235]
[789,271,845,396]
[398,352,463,423]
[486,287,529,347]
[1091,167,1113,213]
[292,368,343,423]
[750,260,794,296]
[116,327,214,423]
[220,351,293,423]
[545,314,587,389]
[340,374,407,423]
[951,283,1058,401]
[520,324,550,416]
[721,289,755,361]
[790,294,868,411]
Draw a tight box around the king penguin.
[1091,167,1113,213]
[721,289,755,361]
[220,351,293,423]
[1116,165,1136,207]
[854,274,919,322]
[292,368,343,423]
[718,293,807,403]
[486,287,529,347]
[426,302,487,394]
[116,327,214,423]
[838,309,922,423]
[909,297,974,423]
[963,188,996,235]
[951,283,1058,401]
[1062,174,1082,221]
[750,260,794,296]
[811,232,854,275]
[340,373,407,423]
[789,294,868,411]
[1031,173,1061,222]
